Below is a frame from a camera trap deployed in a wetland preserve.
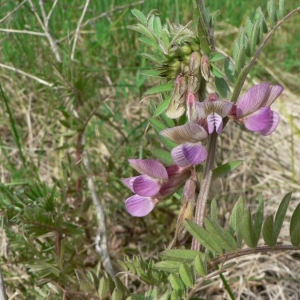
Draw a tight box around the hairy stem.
[209,245,300,269]
[0,264,7,300]
[192,131,218,251]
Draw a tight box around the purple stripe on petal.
[128,159,168,180]
[236,83,270,118]
[132,175,161,197]
[182,143,208,165]
[161,122,208,144]
[213,100,233,117]
[171,145,191,167]
[259,110,280,136]
[125,195,156,217]
[245,107,272,132]
[207,113,223,134]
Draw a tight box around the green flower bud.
[189,52,201,76]
[201,55,210,81]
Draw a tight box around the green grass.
[0,0,299,298]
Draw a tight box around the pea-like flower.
[122,159,190,217]
[160,122,208,167]
[232,82,283,135]
[195,94,233,134]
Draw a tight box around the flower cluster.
[122,82,283,217]
[122,159,191,217]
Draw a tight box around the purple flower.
[160,122,208,167]
[122,159,190,217]
[233,82,283,135]
[196,94,233,134]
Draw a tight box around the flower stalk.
[192,131,218,251]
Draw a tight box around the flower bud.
[201,55,210,81]
[187,75,200,94]
[186,92,199,122]
[180,45,192,55]
[189,52,201,76]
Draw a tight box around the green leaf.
[235,47,246,77]
[241,208,256,248]
[179,264,194,288]
[229,197,244,235]
[250,20,261,55]
[184,219,223,254]
[144,84,174,95]
[290,203,300,246]
[149,118,167,131]
[194,253,207,276]
[160,111,175,128]
[140,70,162,78]
[253,195,264,243]
[140,53,163,65]
[278,0,285,19]
[215,77,230,98]
[150,148,173,165]
[211,199,218,222]
[98,277,110,298]
[130,24,156,43]
[154,261,182,273]
[204,218,237,252]
[255,7,268,34]
[131,9,147,25]
[168,273,184,293]
[224,58,235,83]
[245,16,253,38]
[210,53,226,62]
[139,36,158,48]
[153,16,162,38]
[262,215,276,246]
[112,288,123,300]
[212,160,243,181]
[154,96,171,117]
[160,249,199,263]
[267,0,278,29]
[274,192,291,240]
[211,64,224,78]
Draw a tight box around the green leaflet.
[215,77,231,98]
[179,264,194,288]
[210,52,226,62]
[144,84,174,95]
[154,96,172,117]
[263,215,276,246]
[160,249,199,263]
[184,219,223,254]
[154,260,182,273]
[131,9,147,26]
[224,57,235,83]
[150,148,173,165]
[290,203,300,246]
[212,160,243,181]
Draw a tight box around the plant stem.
[192,131,218,251]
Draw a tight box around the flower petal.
[132,175,161,197]
[236,82,270,118]
[264,85,284,107]
[182,143,208,165]
[125,195,157,217]
[244,107,272,132]
[171,145,190,167]
[259,110,280,136]
[207,113,223,134]
[128,159,168,180]
[121,176,138,192]
[213,100,233,117]
[160,122,208,144]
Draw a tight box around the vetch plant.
[117,0,300,299]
